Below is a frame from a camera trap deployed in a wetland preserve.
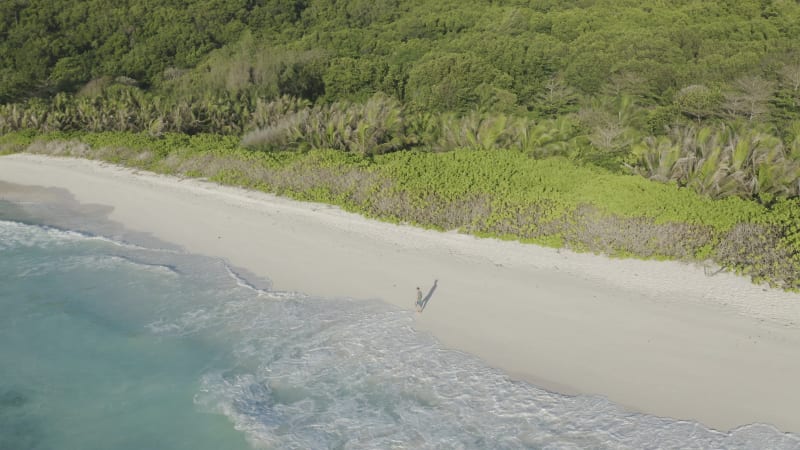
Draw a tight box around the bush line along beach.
[3,129,800,289]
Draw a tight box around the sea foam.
[2,218,799,449]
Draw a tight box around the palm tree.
[517,116,578,158]
[437,112,520,151]
[628,135,682,183]
[629,124,800,200]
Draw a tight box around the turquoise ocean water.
[1,194,799,449]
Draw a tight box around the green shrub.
[8,131,800,289]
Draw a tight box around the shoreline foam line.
[2,153,800,433]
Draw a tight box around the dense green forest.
[4,0,800,287]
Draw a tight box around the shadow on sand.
[418,279,438,313]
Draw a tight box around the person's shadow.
[418,279,438,312]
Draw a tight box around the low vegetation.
[4,131,800,289]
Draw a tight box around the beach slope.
[2,153,800,433]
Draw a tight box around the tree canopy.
[3,0,800,117]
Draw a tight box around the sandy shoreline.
[2,153,800,433]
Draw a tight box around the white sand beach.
[2,153,800,433]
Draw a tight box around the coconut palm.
[517,116,578,158]
[348,94,405,156]
[628,135,682,183]
[629,124,800,200]
[437,112,521,151]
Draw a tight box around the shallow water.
[1,197,799,449]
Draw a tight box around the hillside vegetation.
[3,0,800,288]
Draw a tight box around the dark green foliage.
[0,0,263,100]
[674,85,723,121]
[4,0,800,116]
[405,52,514,113]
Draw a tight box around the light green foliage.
[11,130,800,287]
[240,98,582,156]
[629,124,800,199]
[432,113,581,157]
[436,113,522,151]
[373,148,761,231]
[242,93,408,156]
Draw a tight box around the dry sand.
[2,153,800,433]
